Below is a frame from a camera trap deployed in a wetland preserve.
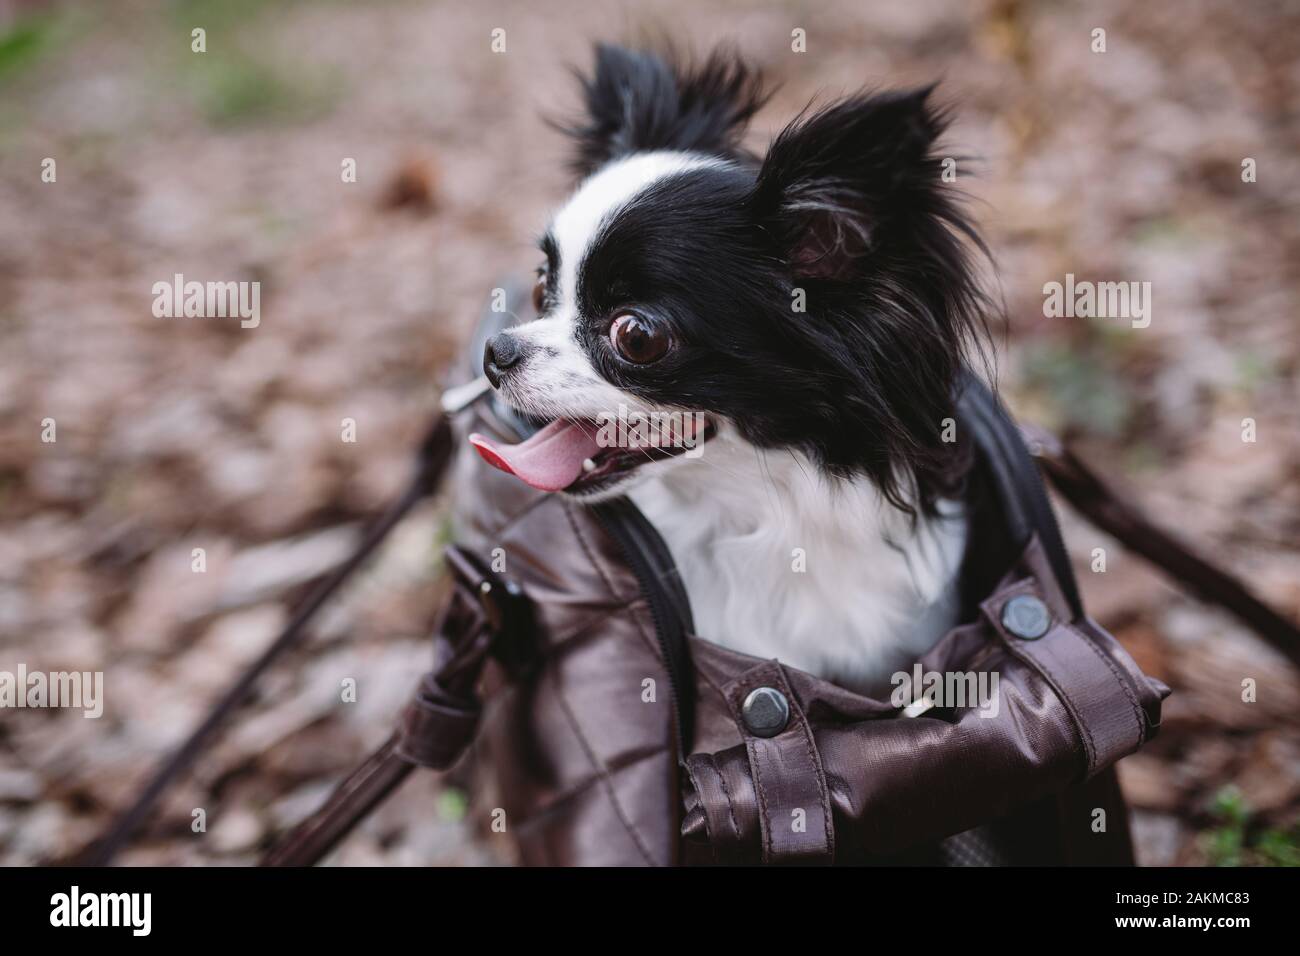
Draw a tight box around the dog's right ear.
[559,44,767,177]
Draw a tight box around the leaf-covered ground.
[1,0,1296,866]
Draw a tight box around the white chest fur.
[627,435,968,696]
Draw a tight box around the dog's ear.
[561,44,766,177]
[751,87,990,514]
[752,87,962,282]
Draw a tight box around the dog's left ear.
[751,87,955,282]
[561,44,767,177]
[751,87,989,513]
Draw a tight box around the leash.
[79,410,457,866]
[1024,424,1300,669]
[265,422,1300,867]
[262,546,531,867]
[78,364,1298,866]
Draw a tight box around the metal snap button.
[1002,594,1051,640]
[741,686,790,738]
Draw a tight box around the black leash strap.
[79,413,455,866]
[1024,423,1300,669]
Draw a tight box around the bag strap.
[957,373,1298,665]
[262,546,532,867]
[957,374,1084,619]
[1023,423,1300,669]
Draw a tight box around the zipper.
[593,498,696,756]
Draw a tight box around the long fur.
[558,44,768,177]
[489,45,992,689]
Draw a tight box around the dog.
[469,45,990,695]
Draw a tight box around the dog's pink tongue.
[469,419,602,492]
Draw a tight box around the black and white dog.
[470,45,990,694]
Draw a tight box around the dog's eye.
[531,271,547,313]
[609,313,669,364]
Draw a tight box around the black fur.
[558,45,989,515]
[559,44,767,177]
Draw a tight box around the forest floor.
[1,0,1297,865]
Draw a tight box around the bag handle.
[261,546,532,867]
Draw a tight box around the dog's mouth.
[468,415,713,495]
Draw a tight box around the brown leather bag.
[441,347,1166,866]
[262,289,1295,868]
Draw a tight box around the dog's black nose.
[483,332,525,388]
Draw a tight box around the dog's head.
[471,44,987,510]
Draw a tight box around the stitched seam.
[693,656,729,701]
[692,668,731,750]
[747,737,773,863]
[485,494,553,539]
[1065,621,1146,755]
[1020,640,1098,772]
[479,496,656,658]
[564,503,671,665]
[779,665,834,860]
[683,760,721,864]
[478,494,650,648]
[568,503,695,670]
[706,756,742,843]
[740,665,784,864]
[985,583,1097,772]
[547,597,646,649]
[514,743,669,830]
[551,670,660,866]
[564,500,621,599]
[493,495,670,863]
